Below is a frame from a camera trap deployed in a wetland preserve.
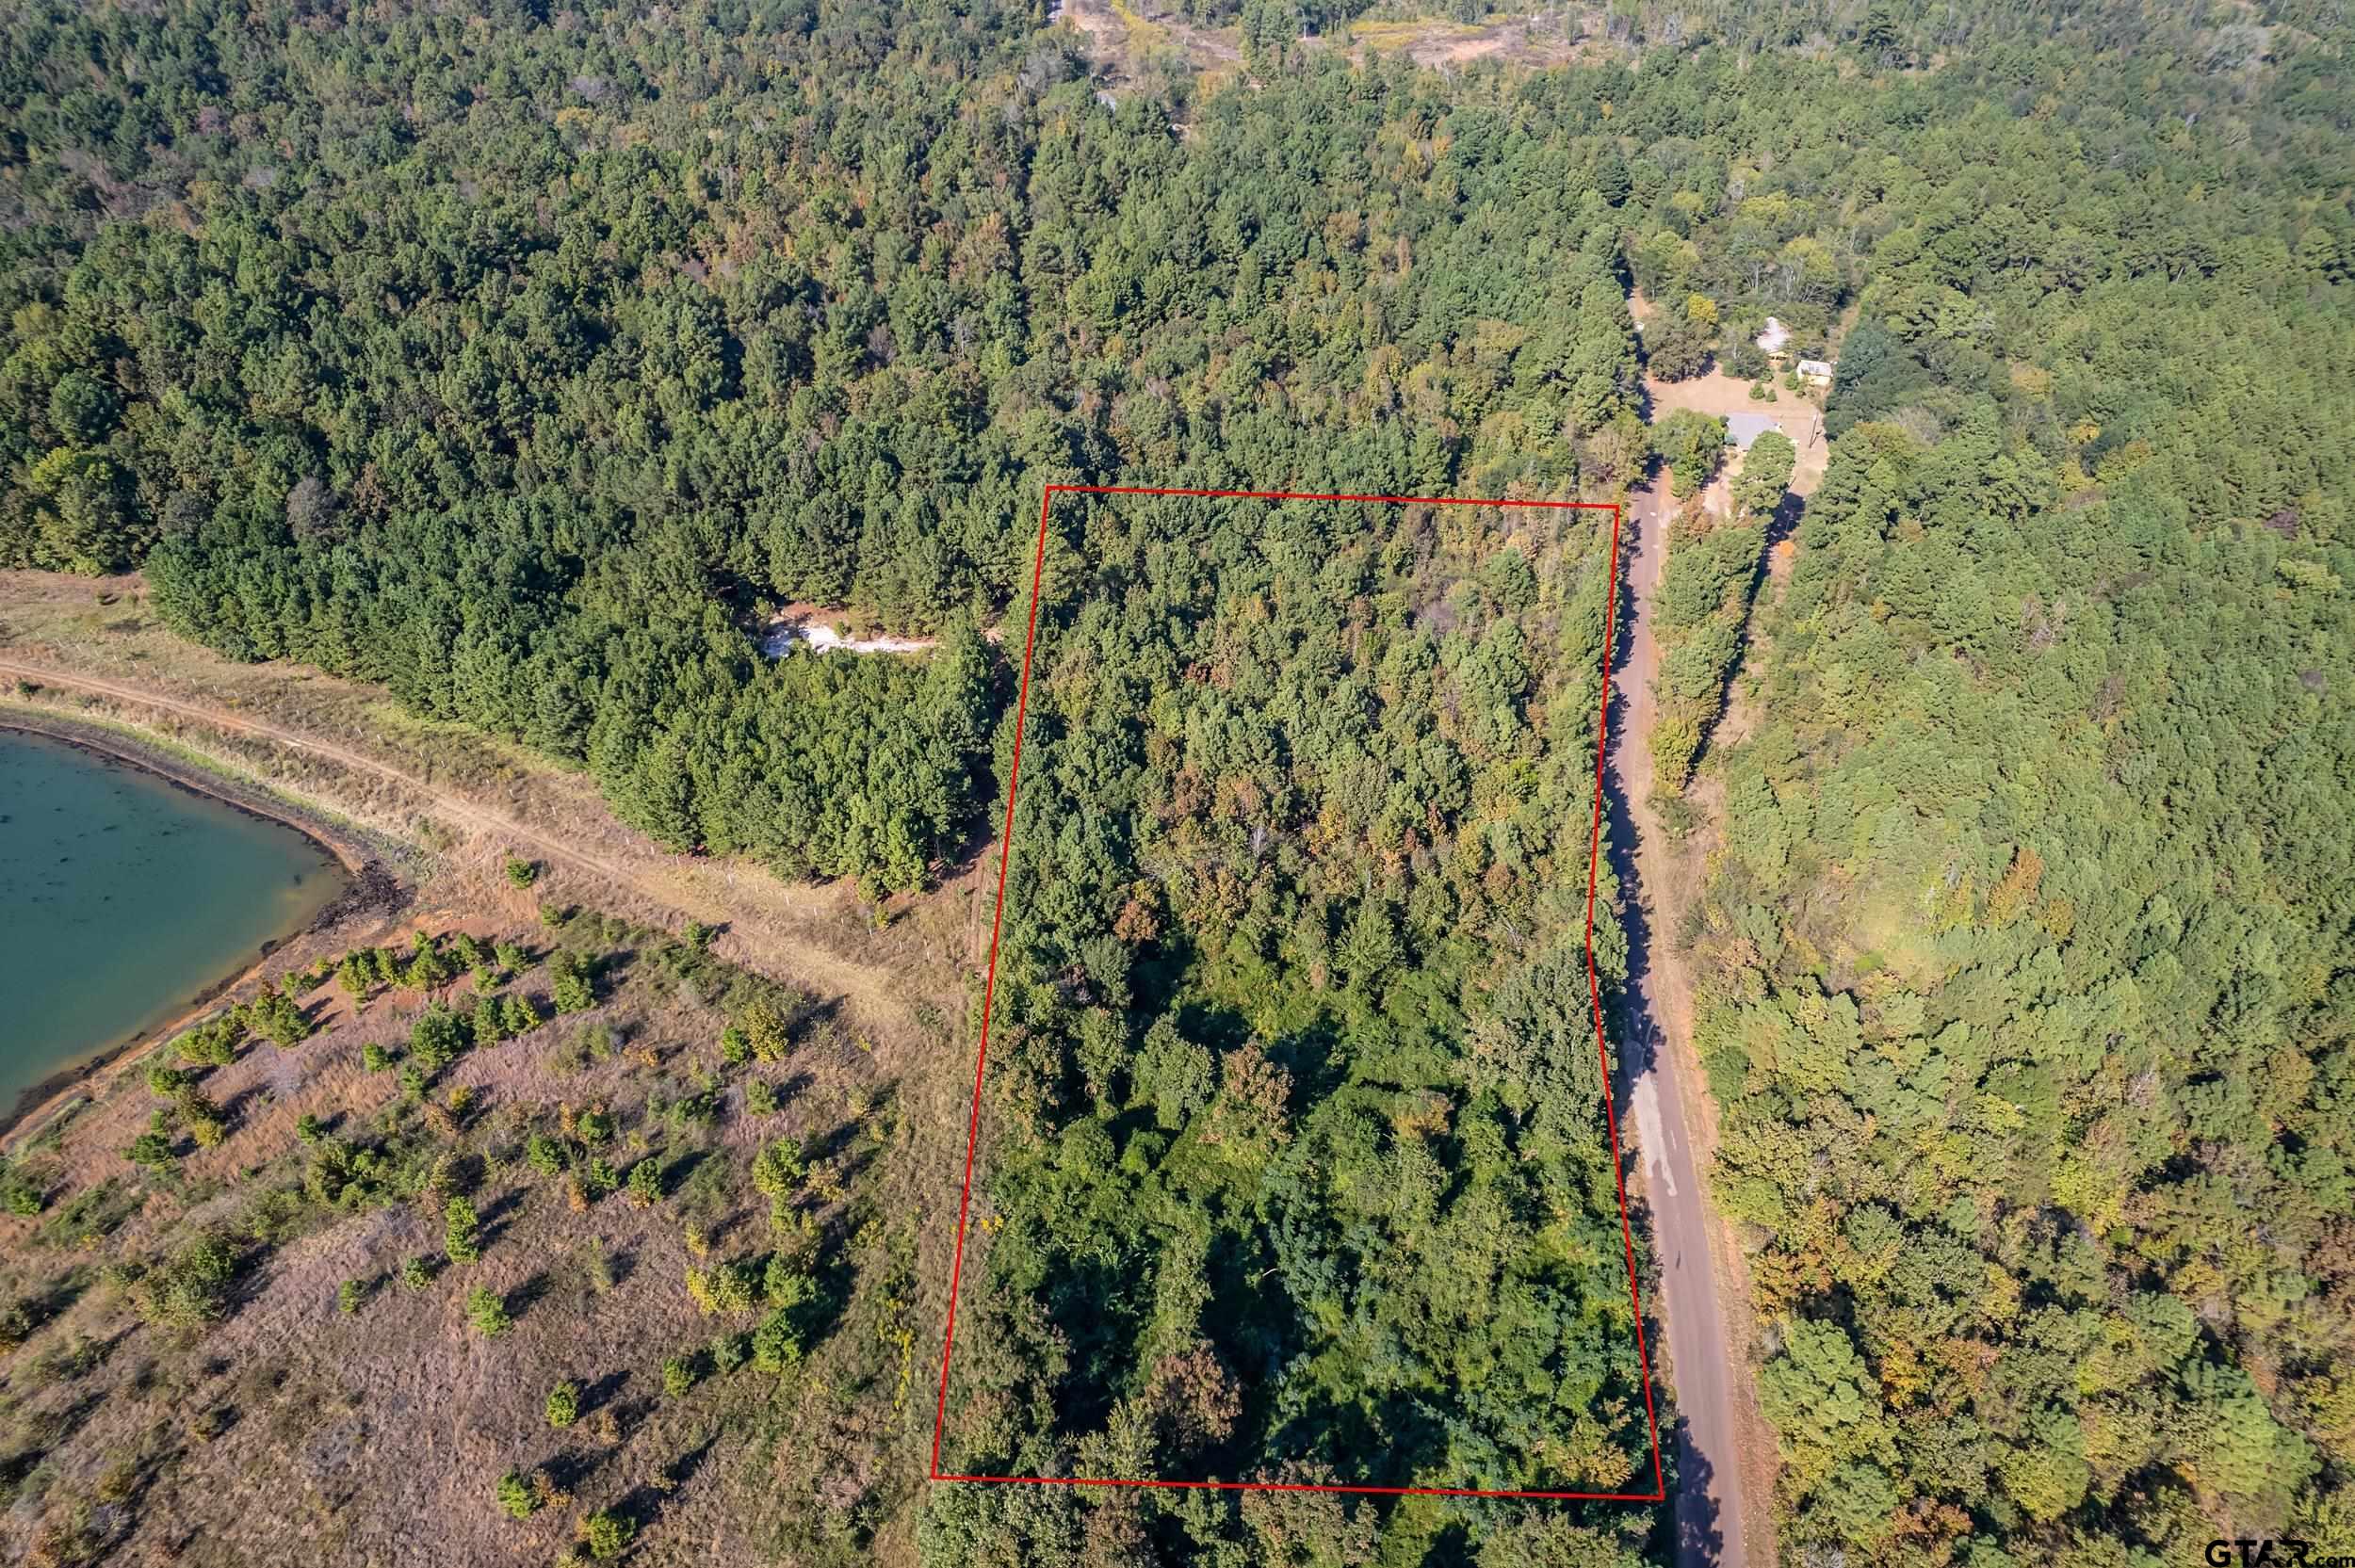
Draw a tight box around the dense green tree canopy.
[2,0,2351,1562]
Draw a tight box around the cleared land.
[0,908,930,1566]
[1052,0,1597,92]
[0,571,992,1066]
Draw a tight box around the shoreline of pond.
[0,715,410,1147]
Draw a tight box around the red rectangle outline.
[928,483,1665,1503]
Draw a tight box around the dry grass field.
[0,906,951,1567]
[0,569,1009,1566]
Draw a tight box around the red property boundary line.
[928,483,1666,1504]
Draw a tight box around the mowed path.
[0,655,913,1029]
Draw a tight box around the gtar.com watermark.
[2206,1543,2353,1568]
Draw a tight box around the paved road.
[1606,482,1751,1568]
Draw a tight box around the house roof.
[1796,358,1835,377]
[1725,412,1784,451]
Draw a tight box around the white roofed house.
[1796,357,1835,386]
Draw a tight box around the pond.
[0,730,349,1124]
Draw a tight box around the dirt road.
[0,656,910,1025]
[1606,482,1756,1568]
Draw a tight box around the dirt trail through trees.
[0,656,913,1031]
[1606,481,1768,1568]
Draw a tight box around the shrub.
[337,950,375,999]
[146,1063,190,1096]
[400,1255,433,1289]
[751,1304,804,1373]
[127,1129,175,1167]
[764,1253,815,1312]
[575,1106,615,1145]
[581,1511,635,1560]
[750,1138,804,1200]
[466,1285,511,1336]
[496,1470,538,1520]
[409,1005,470,1074]
[472,994,506,1045]
[717,1026,749,1066]
[743,1078,778,1116]
[245,988,312,1048]
[545,1379,580,1428]
[182,1097,228,1148]
[504,855,539,888]
[337,1278,364,1315]
[709,1332,748,1375]
[494,941,529,973]
[740,1001,791,1063]
[661,1353,696,1397]
[399,932,451,992]
[662,1087,718,1130]
[527,1135,569,1176]
[549,951,596,1014]
[0,1299,41,1354]
[445,1195,482,1265]
[362,1043,393,1073]
[0,1160,42,1216]
[684,1261,757,1317]
[626,1159,661,1207]
[296,1113,323,1143]
[134,1232,236,1329]
[500,994,543,1037]
[173,1018,241,1067]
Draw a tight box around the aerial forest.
[925,490,1653,1560]
[2,0,2353,1564]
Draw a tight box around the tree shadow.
[665,1427,723,1489]
[798,1237,861,1354]
[1682,490,1801,783]
[803,1116,870,1173]
[1604,506,1667,1091]
[1670,1414,1729,1568]
[24,1270,89,1323]
[700,1206,753,1253]
[542,1446,605,1495]
[1044,1253,1153,1437]
[659,1147,709,1197]
[580,1367,629,1417]
[1264,1015,1347,1113]
[475,1187,527,1252]
[508,1270,552,1322]
[794,994,851,1052]
[1202,1221,1294,1392]
[220,1085,284,1133]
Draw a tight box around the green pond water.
[0,730,349,1119]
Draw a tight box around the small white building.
[1796,358,1834,386]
